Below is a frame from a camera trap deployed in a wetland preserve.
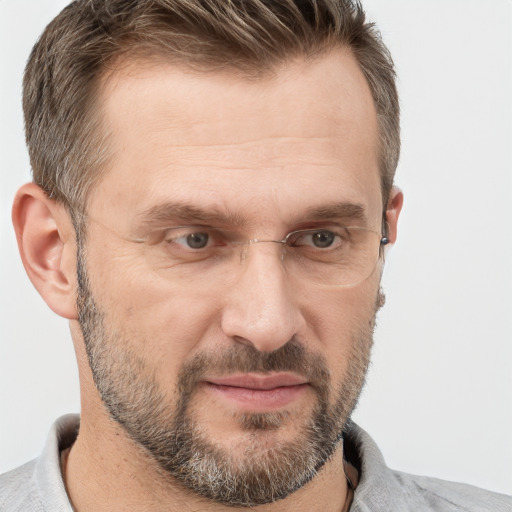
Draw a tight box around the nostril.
[232,335,257,350]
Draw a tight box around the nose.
[220,243,306,353]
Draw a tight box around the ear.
[12,183,78,320]
[384,186,404,244]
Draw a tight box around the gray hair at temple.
[23,0,399,219]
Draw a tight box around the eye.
[290,229,340,249]
[168,230,215,250]
[311,230,335,248]
[160,227,218,251]
[149,225,234,266]
[182,232,209,249]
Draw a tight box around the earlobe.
[12,183,78,320]
[385,186,404,244]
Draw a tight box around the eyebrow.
[135,200,367,231]
[135,202,250,229]
[296,202,367,223]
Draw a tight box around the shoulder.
[344,422,512,512]
[0,459,44,511]
[0,414,79,512]
[388,469,512,512]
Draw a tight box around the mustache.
[176,339,331,395]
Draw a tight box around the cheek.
[88,252,225,382]
[300,280,378,376]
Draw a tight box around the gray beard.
[76,243,375,507]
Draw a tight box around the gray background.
[1,0,511,495]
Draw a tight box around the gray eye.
[186,232,209,249]
[312,231,335,248]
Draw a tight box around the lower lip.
[204,383,309,411]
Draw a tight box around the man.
[1,0,510,510]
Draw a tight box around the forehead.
[90,49,382,229]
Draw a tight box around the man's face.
[78,49,385,506]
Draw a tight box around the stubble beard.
[76,244,377,507]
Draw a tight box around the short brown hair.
[23,0,399,215]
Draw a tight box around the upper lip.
[206,373,308,390]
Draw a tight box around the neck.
[64,413,349,512]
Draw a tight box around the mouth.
[203,373,310,411]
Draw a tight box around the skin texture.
[13,48,403,511]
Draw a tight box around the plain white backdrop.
[1,0,511,496]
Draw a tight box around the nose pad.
[239,239,286,264]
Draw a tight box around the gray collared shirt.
[1,415,511,511]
